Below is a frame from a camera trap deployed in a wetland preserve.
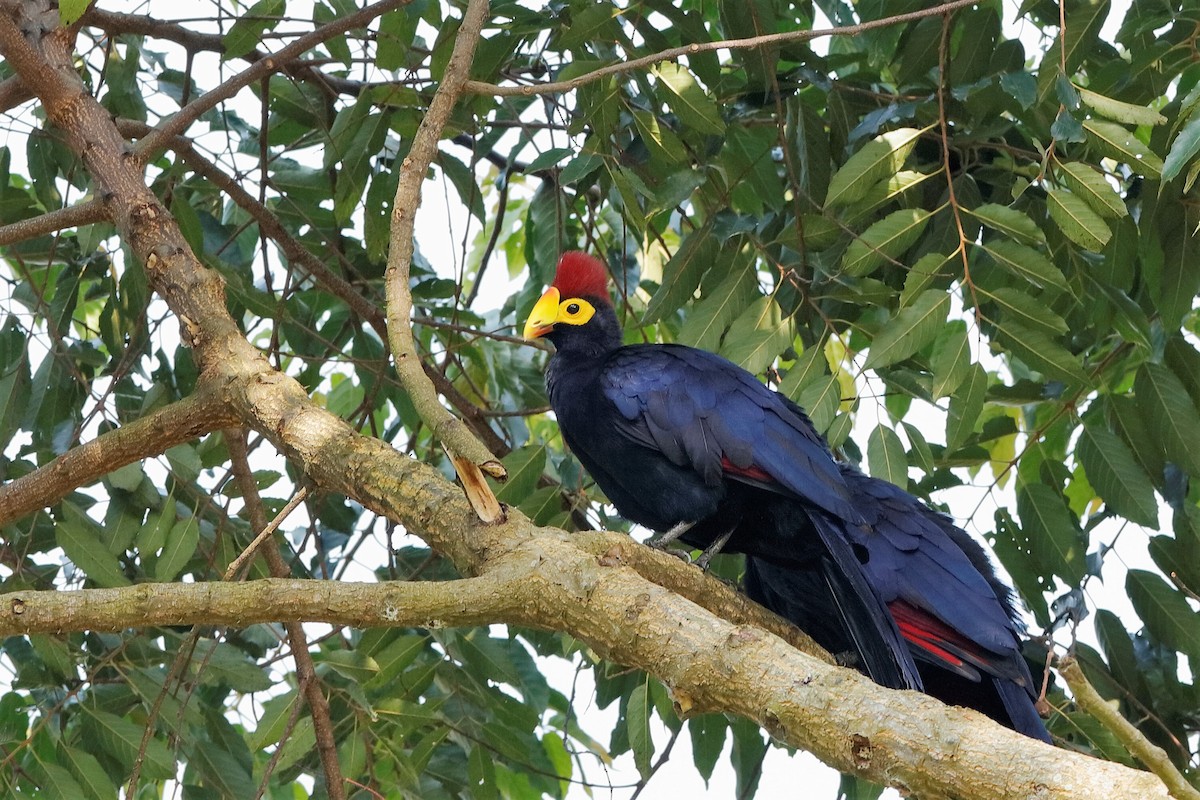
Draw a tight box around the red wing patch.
[890,600,981,670]
[720,456,773,483]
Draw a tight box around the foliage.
[1,0,1199,796]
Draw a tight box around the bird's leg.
[647,520,694,549]
[694,527,735,570]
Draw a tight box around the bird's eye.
[566,303,580,315]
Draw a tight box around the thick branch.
[1059,656,1200,800]
[383,0,504,520]
[0,382,236,525]
[0,567,1170,800]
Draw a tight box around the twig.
[135,0,411,158]
[0,197,107,245]
[383,0,506,523]
[0,383,236,526]
[464,0,982,98]
[226,430,344,800]
[1058,656,1200,800]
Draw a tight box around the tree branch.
[0,198,107,246]
[463,0,981,97]
[0,568,1171,800]
[227,431,345,800]
[134,0,411,159]
[0,382,236,526]
[383,0,505,522]
[1059,656,1200,800]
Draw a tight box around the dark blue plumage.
[525,251,1049,742]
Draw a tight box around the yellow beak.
[523,287,561,339]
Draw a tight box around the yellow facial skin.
[522,287,596,339]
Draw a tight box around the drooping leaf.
[1127,570,1200,661]
[1077,423,1160,526]
[841,208,930,278]
[826,127,924,208]
[1057,161,1127,219]
[1135,363,1200,478]
[1047,188,1112,250]
[978,239,1069,292]
[654,63,725,135]
[863,289,949,369]
[1076,86,1166,127]
[1017,483,1086,584]
[867,425,908,489]
[967,203,1045,245]
[1083,119,1164,178]
[946,362,987,450]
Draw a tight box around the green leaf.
[779,344,829,399]
[930,321,971,398]
[992,319,1091,386]
[1135,363,1200,478]
[223,0,284,59]
[1046,188,1111,250]
[627,680,653,778]
[864,289,948,369]
[867,425,908,489]
[61,746,118,800]
[58,502,130,587]
[977,286,1069,336]
[495,445,547,505]
[523,147,574,173]
[32,761,85,800]
[153,513,198,582]
[688,714,727,784]
[84,708,174,780]
[1162,111,1200,183]
[1057,161,1127,219]
[947,362,986,450]
[826,127,925,208]
[678,261,757,352]
[841,208,930,278]
[316,650,380,682]
[1126,570,1200,660]
[642,233,715,324]
[978,239,1068,292]
[966,203,1045,245]
[1077,424,1159,526]
[1017,483,1086,584]
[1083,119,1164,178]
[719,296,792,375]
[1076,86,1166,126]
[797,375,842,433]
[58,0,90,25]
[188,738,256,798]
[654,63,724,135]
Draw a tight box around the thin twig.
[135,0,410,158]
[464,0,982,97]
[223,486,310,581]
[227,430,344,800]
[0,198,107,245]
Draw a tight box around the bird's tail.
[744,546,922,692]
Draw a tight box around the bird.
[523,250,1049,741]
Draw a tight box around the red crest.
[551,252,611,302]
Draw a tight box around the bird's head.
[523,252,620,353]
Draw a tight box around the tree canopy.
[0,0,1196,798]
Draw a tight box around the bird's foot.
[647,520,694,549]
[693,528,735,570]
